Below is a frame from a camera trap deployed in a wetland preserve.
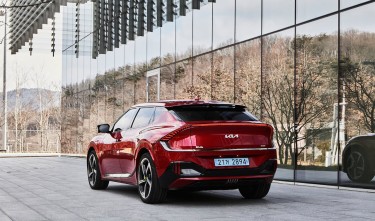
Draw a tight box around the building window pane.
[212,47,234,103]
[341,0,370,9]
[176,6,193,61]
[297,0,337,23]
[262,28,295,181]
[147,28,161,70]
[295,15,338,185]
[340,3,375,187]
[263,0,294,34]
[160,64,175,100]
[193,1,212,56]
[175,59,193,99]
[213,0,235,49]
[161,20,176,65]
[235,0,261,42]
[192,53,212,100]
[235,38,261,118]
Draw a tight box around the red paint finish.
[88,100,277,189]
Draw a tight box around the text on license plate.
[214,158,249,167]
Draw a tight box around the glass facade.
[61,0,375,189]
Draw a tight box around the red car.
[87,100,277,203]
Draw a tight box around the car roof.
[132,100,246,108]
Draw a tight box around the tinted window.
[171,106,258,122]
[132,108,155,128]
[113,108,138,131]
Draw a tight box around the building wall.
[61,0,375,189]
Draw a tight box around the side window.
[113,108,138,131]
[152,107,168,123]
[132,108,155,129]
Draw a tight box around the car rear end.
[153,102,277,193]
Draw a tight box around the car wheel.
[87,151,109,190]
[137,153,167,204]
[238,182,271,199]
[346,148,374,183]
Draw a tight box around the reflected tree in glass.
[235,39,261,117]
[175,59,193,99]
[262,31,295,165]
[212,47,234,103]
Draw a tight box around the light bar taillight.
[160,124,192,142]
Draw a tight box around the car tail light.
[159,124,194,151]
[160,124,192,141]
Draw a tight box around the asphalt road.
[0,157,374,221]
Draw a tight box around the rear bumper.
[159,159,277,190]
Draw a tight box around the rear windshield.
[170,106,258,122]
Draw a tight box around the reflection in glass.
[175,59,193,99]
[135,76,147,104]
[297,0,337,23]
[235,39,261,117]
[161,19,176,65]
[193,1,212,56]
[125,41,135,78]
[341,0,370,9]
[263,0,294,34]
[123,79,135,108]
[262,28,295,181]
[135,36,147,68]
[192,53,212,100]
[340,3,375,187]
[295,15,338,185]
[160,65,175,100]
[176,6,192,61]
[147,29,161,70]
[212,47,234,102]
[71,56,78,92]
[235,0,261,42]
[213,0,234,49]
[147,74,159,102]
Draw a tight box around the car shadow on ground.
[165,190,270,206]
[106,184,139,199]
[106,184,270,206]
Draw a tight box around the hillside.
[0,88,61,111]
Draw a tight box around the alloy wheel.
[88,153,97,186]
[138,158,153,199]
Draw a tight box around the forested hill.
[0,88,60,111]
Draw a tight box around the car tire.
[87,151,109,190]
[238,182,271,199]
[137,153,167,204]
[346,148,374,183]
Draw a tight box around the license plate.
[214,158,249,167]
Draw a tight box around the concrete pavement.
[0,157,374,221]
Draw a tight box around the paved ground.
[0,157,374,221]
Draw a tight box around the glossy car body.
[342,134,375,182]
[87,100,277,203]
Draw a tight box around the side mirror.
[97,124,111,133]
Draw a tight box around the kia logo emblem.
[225,134,239,139]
